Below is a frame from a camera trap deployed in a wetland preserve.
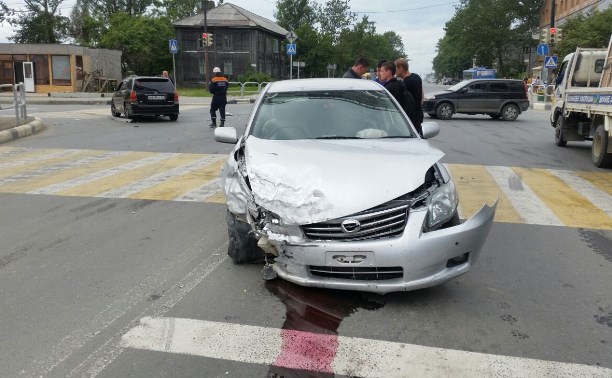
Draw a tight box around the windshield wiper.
[381,135,414,138]
[314,136,361,139]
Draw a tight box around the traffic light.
[549,27,556,45]
[207,34,213,46]
[201,32,208,47]
[556,28,563,44]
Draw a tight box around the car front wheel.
[226,211,266,264]
[555,116,568,147]
[501,104,519,121]
[436,103,454,120]
[488,113,501,119]
[124,102,132,119]
[592,124,612,168]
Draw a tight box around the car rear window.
[508,82,524,92]
[134,79,174,92]
[489,82,508,92]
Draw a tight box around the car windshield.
[447,81,470,91]
[134,79,174,92]
[249,90,415,140]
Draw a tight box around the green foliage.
[433,0,544,78]
[0,1,13,23]
[9,0,69,43]
[236,69,273,83]
[274,0,319,32]
[556,7,612,58]
[98,13,174,76]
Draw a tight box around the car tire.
[111,101,121,117]
[428,113,438,119]
[169,114,178,121]
[555,116,568,147]
[435,103,453,120]
[501,104,519,121]
[592,124,612,168]
[226,210,266,264]
[124,102,133,119]
[488,113,501,119]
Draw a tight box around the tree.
[9,0,69,43]
[274,0,319,32]
[157,0,202,22]
[556,7,612,58]
[98,13,174,75]
[319,0,355,44]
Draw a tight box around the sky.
[0,0,460,76]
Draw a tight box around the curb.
[0,117,45,144]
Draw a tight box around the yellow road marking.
[0,151,157,193]
[576,171,612,196]
[56,154,204,197]
[513,167,612,230]
[129,159,225,200]
[206,191,227,204]
[447,164,522,223]
[0,150,105,181]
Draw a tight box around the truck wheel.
[226,210,265,264]
[501,104,519,121]
[436,103,454,120]
[592,124,612,168]
[555,116,568,147]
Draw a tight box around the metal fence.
[529,84,556,104]
[0,83,28,125]
[227,81,271,98]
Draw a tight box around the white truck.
[551,36,612,168]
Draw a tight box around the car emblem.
[340,219,361,233]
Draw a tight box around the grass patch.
[177,82,249,97]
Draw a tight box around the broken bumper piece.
[271,201,497,294]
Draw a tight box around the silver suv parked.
[423,79,529,121]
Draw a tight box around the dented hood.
[243,136,444,225]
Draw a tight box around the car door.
[455,81,488,112]
[487,81,510,112]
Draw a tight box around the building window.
[31,55,49,85]
[51,55,71,85]
[75,55,84,80]
[273,39,279,54]
[223,34,233,50]
[223,60,233,75]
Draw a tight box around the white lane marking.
[19,238,227,378]
[0,149,83,170]
[121,316,612,378]
[0,151,129,185]
[550,169,612,218]
[95,154,224,199]
[27,153,178,195]
[66,247,228,377]
[173,177,222,202]
[486,166,563,226]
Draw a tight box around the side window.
[468,82,487,92]
[115,82,123,91]
[594,59,604,73]
[489,82,508,92]
[127,79,134,89]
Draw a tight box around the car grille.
[301,200,409,241]
[309,266,403,281]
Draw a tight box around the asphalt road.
[0,91,611,377]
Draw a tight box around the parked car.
[213,78,497,294]
[423,79,529,121]
[111,76,179,121]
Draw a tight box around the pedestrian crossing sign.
[286,44,296,55]
[544,55,557,69]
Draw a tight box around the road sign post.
[169,39,178,86]
[286,31,298,80]
[537,43,549,56]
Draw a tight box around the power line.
[354,1,459,14]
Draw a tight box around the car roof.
[464,78,523,83]
[266,78,384,93]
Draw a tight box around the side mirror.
[214,127,239,144]
[421,121,440,139]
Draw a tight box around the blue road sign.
[537,43,549,56]
[544,55,558,69]
[169,39,178,54]
[286,43,296,55]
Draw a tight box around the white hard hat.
[213,67,221,73]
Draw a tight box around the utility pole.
[204,2,210,86]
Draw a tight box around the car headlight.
[426,180,458,229]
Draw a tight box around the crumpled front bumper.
[272,201,497,294]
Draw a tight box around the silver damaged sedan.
[214,78,497,294]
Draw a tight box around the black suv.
[422,79,529,121]
[111,76,179,121]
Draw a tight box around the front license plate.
[326,251,374,266]
[148,95,166,100]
